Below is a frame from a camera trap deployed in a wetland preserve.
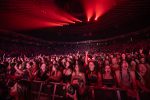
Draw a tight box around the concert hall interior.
[0,0,150,100]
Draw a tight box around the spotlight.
[94,16,98,21]
[87,18,90,22]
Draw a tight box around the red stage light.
[94,16,98,21]
[87,18,90,22]
[83,0,117,22]
[0,0,81,30]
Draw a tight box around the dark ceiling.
[0,0,150,42]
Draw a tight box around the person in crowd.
[10,80,32,100]
[136,63,150,91]
[130,60,137,71]
[30,61,39,80]
[85,59,101,86]
[84,51,101,85]
[23,62,33,80]
[121,53,126,61]
[101,65,116,88]
[136,63,150,100]
[84,51,101,99]
[116,60,138,99]
[0,48,150,100]
[111,57,120,71]
[48,64,62,82]
[63,61,73,83]
[14,62,24,80]
[37,63,48,81]
[71,61,86,96]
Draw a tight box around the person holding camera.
[65,61,86,100]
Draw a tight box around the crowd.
[0,48,150,100]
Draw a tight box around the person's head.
[112,57,118,65]
[138,64,147,76]
[140,57,145,64]
[52,64,59,71]
[26,62,32,69]
[121,60,129,69]
[130,60,136,71]
[32,61,38,68]
[75,64,79,72]
[139,49,143,54]
[131,60,136,66]
[104,65,112,74]
[88,61,95,71]
[65,61,70,68]
[121,53,126,60]
[16,62,22,70]
[104,60,110,66]
[74,62,82,73]
[10,80,31,100]
[41,63,46,72]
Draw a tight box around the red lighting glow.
[0,0,82,31]
[94,16,98,21]
[83,0,117,22]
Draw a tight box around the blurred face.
[33,62,37,68]
[112,58,117,64]
[131,61,136,67]
[66,61,70,68]
[53,60,56,64]
[139,64,147,76]
[110,55,114,59]
[140,58,145,63]
[105,65,111,73]
[89,62,95,71]
[105,60,109,65]
[62,59,66,63]
[122,61,128,69]
[122,54,126,60]
[26,63,31,69]
[75,64,79,72]
[139,49,143,54]
[18,64,22,69]
[52,66,56,71]
[41,64,46,72]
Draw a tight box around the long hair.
[137,63,150,89]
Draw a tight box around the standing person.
[30,61,39,80]
[136,64,150,100]
[116,60,138,99]
[48,64,62,82]
[85,51,101,100]
[23,62,33,80]
[63,61,73,83]
[10,80,32,100]
[71,62,86,97]
[85,51,101,86]
[111,57,120,71]
[37,63,48,81]
[102,65,116,88]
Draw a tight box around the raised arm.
[85,51,88,65]
[14,64,24,74]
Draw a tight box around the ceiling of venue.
[0,0,150,42]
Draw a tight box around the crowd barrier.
[5,79,147,100]
[31,81,66,100]
[29,81,142,100]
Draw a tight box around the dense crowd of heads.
[0,48,150,100]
